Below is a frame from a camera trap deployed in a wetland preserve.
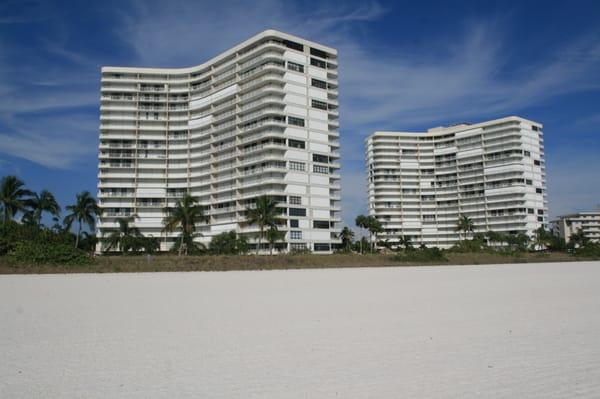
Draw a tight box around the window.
[528,208,535,214]
[532,125,540,131]
[290,219,299,228]
[314,243,331,252]
[311,78,327,89]
[289,208,306,217]
[313,154,329,163]
[284,40,304,52]
[313,165,329,174]
[526,179,533,185]
[310,58,326,68]
[287,61,304,73]
[288,116,305,127]
[290,243,307,251]
[524,150,531,156]
[537,216,544,222]
[313,220,330,229]
[538,209,544,215]
[534,160,541,166]
[289,196,302,205]
[311,99,328,110]
[290,231,302,240]
[423,215,436,221]
[288,139,305,149]
[289,161,305,171]
[536,188,543,194]
[310,47,328,58]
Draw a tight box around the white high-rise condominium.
[366,116,547,248]
[98,30,341,253]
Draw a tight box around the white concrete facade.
[366,116,548,248]
[97,30,341,253]
[553,209,600,243]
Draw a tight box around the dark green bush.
[0,221,74,256]
[394,247,447,262]
[8,241,91,266]
[209,231,248,255]
[574,242,600,258]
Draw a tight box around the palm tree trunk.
[75,222,81,248]
[256,226,263,255]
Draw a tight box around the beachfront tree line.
[2,174,599,264]
[0,175,289,261]
[347,213,600,258]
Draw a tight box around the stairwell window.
[290,231,302,240]
[287,62,304,73]
[313,165,329,174]
[289,161,305,171]
[288,116,305,127]
[289,196,302,205]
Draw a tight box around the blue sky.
[1,0,599,227]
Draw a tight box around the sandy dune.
[2,261,600,398]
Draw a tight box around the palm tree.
[398,235,413,250]
[532,227,550,251]
[338,226,355,252]
[355,215,368,254]
[163,194,208,256]
[266,226,285,255]
[63,191,100,248]
[25,190,61,226]
[366,216,383,252]
[0,175,33,222]
[455,214,474,241]
[104,218,141,253]
[246,195,281,254]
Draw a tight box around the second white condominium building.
[366,116,547,248]
[98,30,341,252]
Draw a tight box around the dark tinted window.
[310,47,328,58]
[283,40,304,52]
[289,208,306,217]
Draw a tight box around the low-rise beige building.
[553,208,600,243]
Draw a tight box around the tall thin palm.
[246,195,281,254]
[104,218,141,252]
[355,215,369,254]
[26,190,61,226]
[0,175,33,222]
[366,216,383,252]
[455,215,474,241]
[163,194,207,256]
[338,226,355,252]
[63,191,100,248]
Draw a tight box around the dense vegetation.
[1,174,598,270]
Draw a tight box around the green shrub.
[575,242,600,258]
[8,241,92,266]
[0,221,74,256]
[394,247,447,262]
[209,231,248,255]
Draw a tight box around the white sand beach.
[2,261,600,398]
